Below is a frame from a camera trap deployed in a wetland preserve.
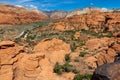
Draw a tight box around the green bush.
[74,59,79,62]
[53,62,63,75]
[53,62,73,75]
[62,62,73,72]
[72,69,79,74]
[71,43,77,52]
[65,54,70,62]
[97,33,104,38]
[79,52,87,57]
[107,32,113,38]
[74,74,93,80]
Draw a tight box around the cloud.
[16,5,24,7]
[38,3,56,10]
[30,4,38,9]
[25,4,38,9]
[90,3,94,5]
[18,0,34,3]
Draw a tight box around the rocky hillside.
[49,10,120,32]
[0,3,48,24]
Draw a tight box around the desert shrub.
[97,33,104,38]
[0,29,5,34]
[79,52,87,57]
[79,40,85,46]
[74,74,93,80]
[64,30,76,36]
[107,32,113,38]
[72,69,80,74]
[74,59,79,62]
[71,43,77,52]
[65,54,70,62]
[71,45,77,52]
[53,62,63,75]
[81,29,103,37]
[53,62,73,75]
[27,34,36,40]
[84,47,88,50]
[103,27,109,33]
[62,62,73,72]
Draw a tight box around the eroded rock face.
[0,41,23,80]
[0,41,15,49]
[0,39,73,80]
[86,38,109,52]
[34,38,71,65]
[0,3,48,25]
[88,46,120,80]
[84,38,120,69]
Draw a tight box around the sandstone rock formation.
[0,3,48,25]
[0,39,74,80]
[84,38,120,69]
[49,11,120,32]
[0,41,23,80]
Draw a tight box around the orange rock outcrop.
[84,37,120,69]
[0,39,74,80]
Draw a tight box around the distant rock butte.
[0,3,48,25]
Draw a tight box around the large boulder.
[91,53,120,80]
[91,62,120,80]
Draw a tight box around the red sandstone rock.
[84,38,120,69]
[0,40,72,80]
